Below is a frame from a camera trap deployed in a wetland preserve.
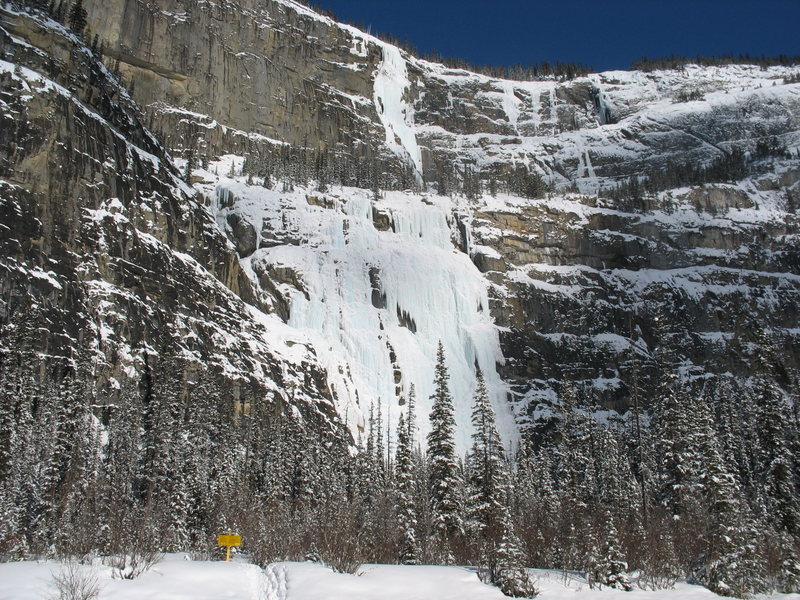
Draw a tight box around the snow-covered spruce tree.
[184,376,227,549]
[395,410,418,564]
[546,384,602,569]
[590,512,631,591]
[287,418,318,512]
[0,358,23,558]
[466,372,507,536]
[466,373,509,549]
[427,341,464,559]
[408,385,434,561]
[712,379,759,497]
[98,379,143,555]
[357,400,395,562]
[35,357,103,557]
[777,533,800,593]
[593,426,641,524]
[650,377,716,572]
[0,365,15,491]
[493,520,538,598]
[261,413,294,506]
[652,378,702,518]
[463,371,534,595]
[375,400,387,484]
[164,435,192,552]
[513,440,559,568]
[184,148,196,184]
[697,395,767,597]
[55,390,103,557]
[753,377,800,539]
[553,384,596,511]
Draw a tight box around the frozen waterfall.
[214,176,517,454]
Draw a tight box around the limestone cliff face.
[3,0,799,437]
[0,8,338,431]
[82,0,387,162]
[81,0,800,188]
[470,179,800,414]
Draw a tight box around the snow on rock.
[412,58,800,193]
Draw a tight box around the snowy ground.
[2,554,799,600]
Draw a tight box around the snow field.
[269,562,508,600]
[3,557,799,600]
[0,554,265,600]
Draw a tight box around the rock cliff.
[0,6,339,435]
[2,0,799,444]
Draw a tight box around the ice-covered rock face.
[373,44,424,179]
[411,63,800,194]
[204,164,517,452]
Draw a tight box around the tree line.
[206,141,549,201]
[13,0,89,37]
[603,137,795,208]
[294,0,592,82]
[1,307,799,598]
[631,54,800,72]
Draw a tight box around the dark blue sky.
[312,0,800,72]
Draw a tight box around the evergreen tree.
[24,0,48,12]
[98,380,142,554]
[184,148,196,184]
[553,384,596,509]
[395,411,418,564]
[753,378,800,537]
[778,534,800,593]
[652,379,703,517]
[375,401,386,482]
[513,441,558,567]
[464,371,533,592]
[594,425,640,521]
[699,396,767,597]
[466,371,509,536]
[67,0,87,35]
[53,0,65,24]
[591,512,632,590]
[427,342,464,554]
[406,384,416,440]
[493,516,537,598]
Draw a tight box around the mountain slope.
[0,6,340,434]
[2,0,799,446]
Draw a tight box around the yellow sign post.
[217,530,242,562]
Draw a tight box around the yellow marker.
[217,530,242,562]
